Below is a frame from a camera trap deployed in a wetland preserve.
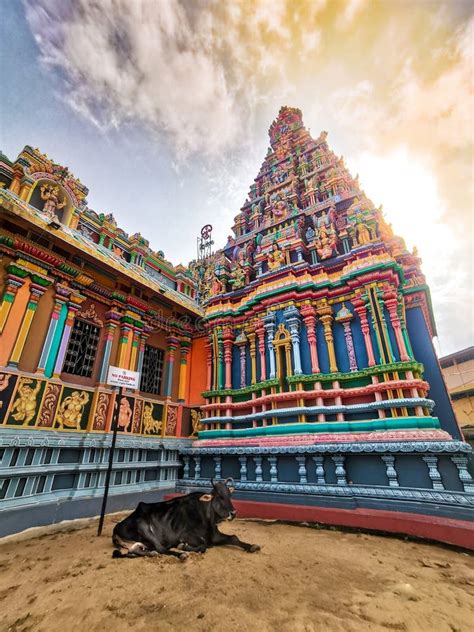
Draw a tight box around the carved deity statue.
[10,379,41,425]
[190,409,204,436]
[270,195,288,221]
[118,396,133,431]
[54,391,90,430]
[143,403,162,434]
[267,243,286,270]
[355,220,371,245]
[229,264,246,289]
[40,184,66,220]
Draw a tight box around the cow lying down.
[112,478,260,559]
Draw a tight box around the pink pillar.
[300,304,320,373]
[353,297,376,367]
[256,321,267,381]
[383,289,410,362]
[223,326,234,390]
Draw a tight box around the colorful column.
[205,337,213,391]
[247,331,257,384]
[399,302,414,360]
[284,305,302,375]
[164,336,179,397]
[8,283,48,367]
[136,326,152,377]
[98,311,121,383]
[352,295,376,367]
[335,304,358,372]
[178,337,191,402]
[318,303,338,373]
[373,287,395,363]
[235,330,247,388]
[216,328,224,390]
[128,325,142,371]
[383,288,410,362]
[300,303,320,374]
[255,321,267,381]
[263,312,276,379]
[0,272,26,334]
[116,319,133,369]
[223,326,234,389]
[36,285,71,374]
[52,294,85,378]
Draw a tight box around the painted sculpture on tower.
[40,183,67,220]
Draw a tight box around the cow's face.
[205,479,236,522]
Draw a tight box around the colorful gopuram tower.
[178,107,473,542]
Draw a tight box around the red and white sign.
[107,366,140,389]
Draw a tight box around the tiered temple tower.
[0,107,472,544]
[178,107,473,540]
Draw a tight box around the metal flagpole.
[97,385,123,536]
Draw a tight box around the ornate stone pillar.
[223,326,234,389]
[300,303,320,374]
[374,287,395,363]
[164,335,179,397]
[128,325,142,371]
[216,327,224,390]
[253,456,263,482]
[177,337,191,402]
[116,318,133,369]
[256,321,267,381]
[9,165,23,196]
[263,312,276,379]
[36,284,70,374]
[235,330,247,388]
[19,176,34,201]
[8,283,48,367]
[331,455,347,485]
[98,310,121,383]
[213,456,222,479]
[52,292,86,378]
[136,326,152,377]
[239,456,248,482]
[335,304,358,372]
[268,456,278,483]
[0,271,26,334]
[247,331,257,384]
[205,337,213,391]
[312,456,326,484]
[352,295,376,367]
[383,288,410,362]
[318,302,338,373]
[381,455,399,487]
[296,456,307,484]
[422,455,444,491]
[450,455,474,493]
[284,305,302,375]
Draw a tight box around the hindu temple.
[0,107,472,546]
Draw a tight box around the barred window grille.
[140,345,165,395]
[63,319,101,378]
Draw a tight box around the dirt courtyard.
[0,516,472,632]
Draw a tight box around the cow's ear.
[199,494,213,502]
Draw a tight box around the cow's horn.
[224,477,234,487]
[210,478,216,488]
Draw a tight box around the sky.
[0,0,472,356]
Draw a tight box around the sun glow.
[347,148,455,274]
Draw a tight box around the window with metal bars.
[62,318,101,378]
[140,345,165,395]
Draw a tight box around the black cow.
[112,478,260,559]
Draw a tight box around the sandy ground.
[0,516,473,632]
